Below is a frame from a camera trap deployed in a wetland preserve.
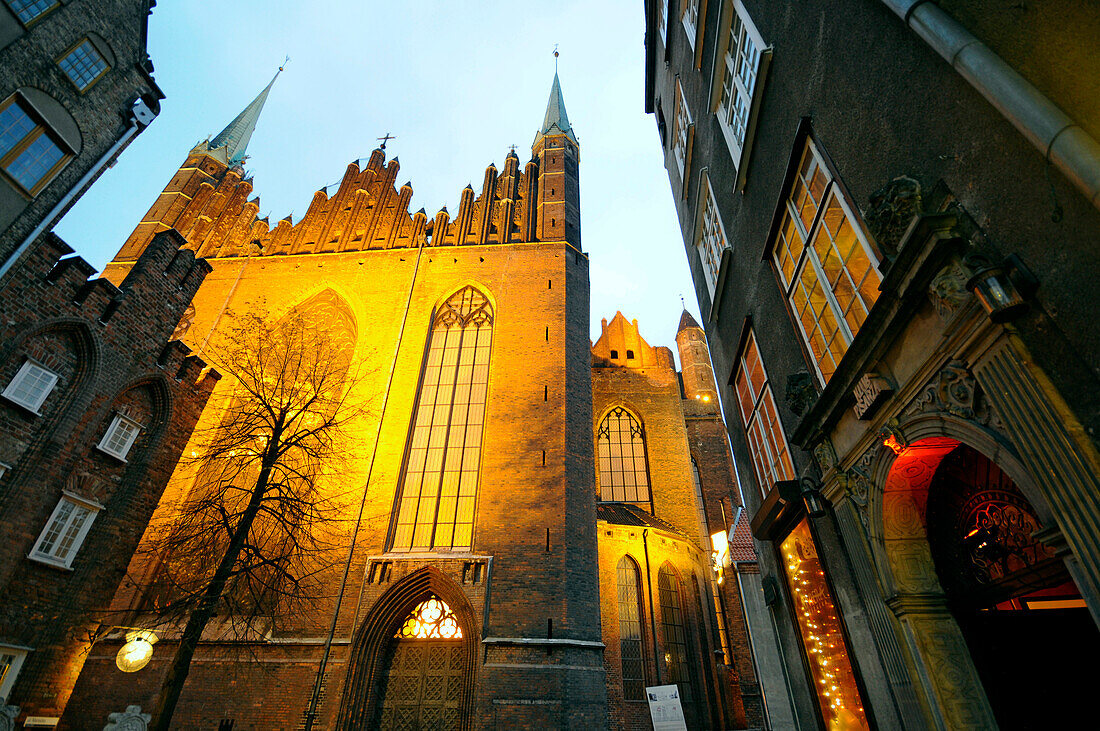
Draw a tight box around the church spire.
[209,64,283,165]
[533,66,577,148]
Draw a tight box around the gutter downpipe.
[881,0,1100,212]
[642,528,662,685]
[0,98,156,286]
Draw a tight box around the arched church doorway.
[922,443,1099,729]
[373,595,467,729]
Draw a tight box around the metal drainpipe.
[303,226,428,730]
[881,0,1100,211]
[0,97,156,285]
[642,528,662,685]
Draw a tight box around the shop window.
[389,286,493,552]
[597,407,651,503]
[733,329,795,496]
[771,138,882,384]
[780,518,869,729]
[30,494,102,569]
[2,359,58,413]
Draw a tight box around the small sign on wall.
[646,684,688,731]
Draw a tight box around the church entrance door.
[373,596,466,730]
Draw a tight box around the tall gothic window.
[658,564,696,703]
[617,556,647,701]
[597,407,650,503]
[390,287,493,552]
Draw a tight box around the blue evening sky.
[54,1,700,352]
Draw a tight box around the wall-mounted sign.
[852,372,894,419]
[646,684,687,731]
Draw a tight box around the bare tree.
[140,310,361,731]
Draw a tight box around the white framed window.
[0,644,29,700]
[681,0,700,49]
[29,493,102,569]
[58,39,109,92]
[0,462,9,480]
[658,0,668,45]
[2,360,59,413]
[97,414,142,461]
[697,177,729,295]
[4,0,58,25]
[717,1,765,162]
[772,138,883,384]
[672,80,692,178]
[733,330,795,497]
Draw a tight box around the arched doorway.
[877,436,1099,730]
[924,444,1098,730]
[374,596,466,728]
[336,568,477,730]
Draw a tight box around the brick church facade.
[57,71,761,729]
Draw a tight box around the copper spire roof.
[533,71,578,147]
[209,66,282,165]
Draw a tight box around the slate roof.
[596,502,688,538]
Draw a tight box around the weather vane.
[553,44,559,72]
[680,294,685,308]
[377,132,396,150]
[279,54,290,73]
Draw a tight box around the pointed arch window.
[617,556,647,700]
[658,565,697,704]
[390,287,493,552]
[597,407,650,503]
[395,596,463,640]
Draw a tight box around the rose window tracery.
[395,596,463,639]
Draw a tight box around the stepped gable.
[140,146,545,261]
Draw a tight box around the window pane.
[0,101,36,157]
[617,557,646,701]
[780,520,870,729]
[597,407,650,503]
[389,287,493,551]
[5,131,63,191]
[658,567,696,704]
[4,361,58,410]
[6,0,58,24]
[58,40,108,90]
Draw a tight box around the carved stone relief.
[905,359,1003,433]
[903,615,998,729]
[928,261,972,322]
[866,176,923,257]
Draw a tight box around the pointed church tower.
[110,69,280,263]
[532,65,581,249]
[676,308,719,407]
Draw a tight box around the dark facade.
[644,0,1100,728]
[0,0,162,280]
[0,229,217,725]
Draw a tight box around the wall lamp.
[800,477,828,518]
[966,253,1038,323]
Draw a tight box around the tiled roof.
[728,507,757,563]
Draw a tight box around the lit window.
[395,596,463,639]
[672,81,692,178]
[0,96,69,195]
[58,39,109,91]
[697,178,729,295]
[30,494,101,568]
[597,407,650,503]
[617,556,647,701]
[2,360,59,413]
[733,330,795,496]
[4,0,58,24]
[681,0,699,49]
[717,1,765,162]
[780,519,869,729]
[773,139,882,383]
[97,414,143,460]
[657,565,696,703]
[657,0,668,45]
[0,645,28,700]
[390,286,493,552]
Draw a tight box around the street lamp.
[115,630,157,673]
